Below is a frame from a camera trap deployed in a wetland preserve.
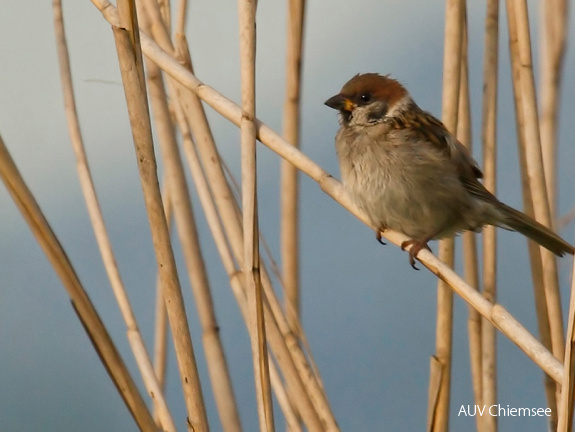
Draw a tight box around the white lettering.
[517,407,529,416]
[459,403,551,417]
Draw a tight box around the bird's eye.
[360,93,371,103]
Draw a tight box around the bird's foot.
[376,228,387,245]
[400,240,431,270]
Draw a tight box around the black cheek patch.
[341,110,352,124]
[367,102,389,122]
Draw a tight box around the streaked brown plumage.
[325,73,573,268]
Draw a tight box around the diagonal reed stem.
[174,101,327,431]
[53,1,176,430]
[0,132,158,432]
[136,4,244,428]
[112,1,208,429]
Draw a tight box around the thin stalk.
[557,256,575,431]
[506,0,564,363]
[540,0,568,223]
[53,1,175,430]
[174,103,327,431]
[152,178,174,407]
[152,266,168,398]
[457,12,482,430]
[281,0,306,342]
[238,0,275,430]
[0,133,158,432]
[508,11,558,426]
[152,16,337,428]
[157,0,171,32]
[112,2,208,429]
[480,1,499,431]
[428,1,464,430]
[136,5,243,428]
[138,0,175,55]
[145,56,243,430]
[175,0,187,36]
[269,359,303,432]
[168,25,338,431]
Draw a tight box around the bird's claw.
[376,229,387,245]
[400,240,431,270]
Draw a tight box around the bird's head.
[325,73,411,127]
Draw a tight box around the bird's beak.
[324,94,355,112]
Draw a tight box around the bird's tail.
[497,202,574,257]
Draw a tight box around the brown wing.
[388,106,483,177]
[387,106,496,202]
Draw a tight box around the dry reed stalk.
[138,5,243,428]
[507,11,558,426]
[108,26,569,384]
[539,2,569,421]
[257,238,325,389]
[152,268,168,393]
[557,259,575,431]
[174,103,327,431]
[165,30,335,431]
[175,0,186,36]
[427,1,464,430]
[463,228,483,430]
[164,19,338,430]
[53,2,176,430]
[238,0,275,430]
[258,265,336,430]
[428,238,455,432]
[480,1,499,430]
[152,178,174,399]
[256,282,331,430]
[149,177,172,426]
[0,133,158,431]
[268,360,303,432]
[281,0,306,343]
[540,0,568,223]
[157,0,171,32]
[145,56,243,430]
[506,0,565,363]
[112,2,208,429]
[138,0,176,56]
[456,16,483,430]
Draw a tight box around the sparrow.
[325,73,574,269]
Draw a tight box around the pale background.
[1,1,574,431]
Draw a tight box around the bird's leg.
[400,239,432,270]
[375,227,387,245]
